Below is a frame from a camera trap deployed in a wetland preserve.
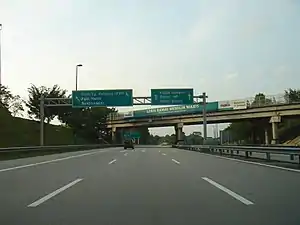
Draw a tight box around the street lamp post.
[75,64,83,91]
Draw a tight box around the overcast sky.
[1,0,299,136]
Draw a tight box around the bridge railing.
[173,144,300,165]
[107,93,300,122]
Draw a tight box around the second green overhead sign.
[151,88,194,105]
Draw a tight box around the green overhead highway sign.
[72,89,133,107]
[151,88,194,105]
[124,131,141,139]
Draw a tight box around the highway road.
[0,146,299,225]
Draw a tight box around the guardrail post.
[290,155,294,161]
[230,150,233,156]
[266,152,271,161]
[40,95,45,146]
[245,151,249,158]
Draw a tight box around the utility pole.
[40,95,45,146]
[202,92,208,143]
[75,64,83,90]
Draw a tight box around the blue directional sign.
[72,89,133,107]
[151,88,194,105]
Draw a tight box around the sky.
[0,0,300,136]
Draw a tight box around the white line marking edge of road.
[172,159,180,165]
[197,152,300,173]
[202,177,254,205]
[108,159,117,164]
[0,149,109,173]
[28,178,83,207]
[162,153,166,156]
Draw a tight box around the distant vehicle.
[124,139,134,149]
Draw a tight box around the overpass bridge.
[107,100,300,145]
[42,90,300,145]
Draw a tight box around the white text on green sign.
[72,89,133,107]
[151,88,194,105]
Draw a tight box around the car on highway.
[124,139,134,149]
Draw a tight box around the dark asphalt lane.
[0,147,123,170]
[163,148,300,224]
[0,147,299,225]
[0,147,123,224]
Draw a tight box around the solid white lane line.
[141,149,145,152]
[28,178,83,207]
[124,153,128,156]
[202,177,254,205]
[162,153,166,156]
[0,150,108,173]
[172,159,181,165]
[198,152,300,173]
[120,150,127,152]
[108,159,117,165]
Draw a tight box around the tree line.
[0,84,115,144]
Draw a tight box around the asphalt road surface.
[0,146,299,225]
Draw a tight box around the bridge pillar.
[269,116,281,144]
[175,123,184,144]
[111,126,117,144]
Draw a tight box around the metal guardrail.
[0,144,122,153]
[173,145,300,165]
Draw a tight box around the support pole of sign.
[40,95,45,146]
[202,92,207,144]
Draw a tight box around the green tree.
[26,84,67,123]
[58,106,116,144]
[0,85,13,109]
[185,133,204,145]
[251,93,273,107]
[136,127,150,144]
[161,134,176,144]
[0,85,24,116]
[9,95,25,117]
[284,88,300,103]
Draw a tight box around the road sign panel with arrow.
[150,88,194,105]
[72,89,133,107]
